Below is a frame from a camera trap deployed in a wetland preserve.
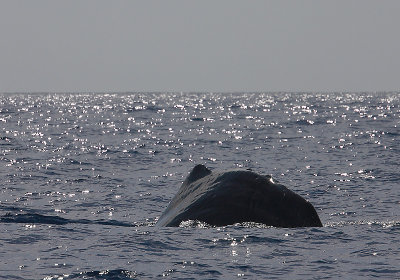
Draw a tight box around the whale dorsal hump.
[183,164,212,185]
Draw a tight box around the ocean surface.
[0,92,399,279]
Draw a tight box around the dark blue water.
[1,92,399,279]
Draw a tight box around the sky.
[1,0,400,93]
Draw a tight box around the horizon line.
[1,90,399,95]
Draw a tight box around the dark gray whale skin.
[157,165,322,227]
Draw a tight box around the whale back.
[156,165,212,227]
[156,165,322,227]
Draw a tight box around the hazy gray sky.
[1,0,399,93]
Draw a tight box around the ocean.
[0,92,399,279]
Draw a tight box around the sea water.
[0,92,399,279]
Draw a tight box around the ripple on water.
[0,92,399,279]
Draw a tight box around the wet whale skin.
[157,165,323,227]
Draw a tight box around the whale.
[157,164,322,227]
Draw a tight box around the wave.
[45,269,138,280]
[0,212,141,227]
